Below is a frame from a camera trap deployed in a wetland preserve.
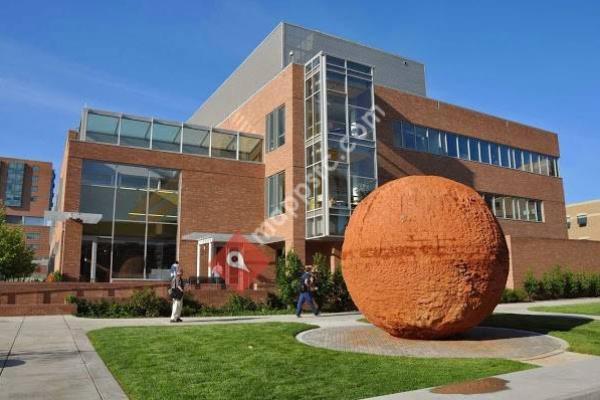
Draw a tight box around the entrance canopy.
[182,232,284,245]
[45,211,102,224]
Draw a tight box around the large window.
[266,172,285,217]
[391,119,560,177]
[82,109,262,163]
[4,162,25,207]
[79,160,179,280]
[266,105,285,152]
[483,192,544,222]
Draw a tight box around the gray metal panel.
[188,22,427,127]
[188,24,284,126]
[283,23,426,96]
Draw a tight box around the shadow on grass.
[482,313,594,335]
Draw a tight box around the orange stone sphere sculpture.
[342,176,509,339]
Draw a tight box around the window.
[327,92,346,135]
[415,126,428,152]
[86,112,119,144]
[266,172,285,217]
[32,186,38,193]
[458,136,469,160]
[469,139,480,162]
[23,217,45,226]
[6,215,22,224]
[402,122,416,149]
[31,196,39,202]
[119,117,151,148]
[211,129,237,159]
[490,143,500,165]
[566,216,571,229]
[480,141,490,163]
[182,126,209,155]
[152,122,181,152]
[32,166,40,173]
[238,134,263,162]
[514,149,523,170]
[577,214,588,227]
[428,128,444,155]
[446,133,458,157]
[266,105,285,151]
[393,121,403,148]
[500,145,511,168]
[26,232,41,240]
[4,162,25,207]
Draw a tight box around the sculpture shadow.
[480,312,594,336]
[1,358,26,368]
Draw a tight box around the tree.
[328,265,355,312]
[275,250,303,308]
[0,205,35,281]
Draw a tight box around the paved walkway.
[0,298,599,400]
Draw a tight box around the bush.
[127,288,170,317]
[500,288,528,303]
[521,266,600,300]
[312,253,331,308]
[325,266,356,312]
[275,250,303,308]
[224,293,258,313]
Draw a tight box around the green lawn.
[529,302,600,316]
[88,322,531,400]
[483,313,600,356]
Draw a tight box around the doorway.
[81,237,111,282]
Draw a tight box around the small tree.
[275,250,304,308]
[328,265,355,312]
[312,252,331,308]
[0,205,35,281]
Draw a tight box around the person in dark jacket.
[296,266,319,317]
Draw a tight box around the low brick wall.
[507,236,600,289]
[0,281,272,316]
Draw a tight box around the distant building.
[0,157,54,271]
[566,200,600,241]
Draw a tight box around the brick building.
[566,200,600,241]
[0,157,54,270]
[48,23,599,288]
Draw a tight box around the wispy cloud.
[0,36,197,116]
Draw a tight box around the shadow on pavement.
[481,313,594,335]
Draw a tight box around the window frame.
[266,104,286,152]
[266,171,286,218]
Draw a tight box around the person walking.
[296,266,319,317]
[169,269,185,323]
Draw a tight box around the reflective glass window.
[347,77,372,109]
[182,126,209,155]
[348,107,374,140]
[458,136,469,160]
[329,215,349,236]
[327,140,347,163]
[469,139,480,162]
[120,117,151,148]
[415,126,428,152]
[239,135,263,162]
[267,172,285,217]
[427,128,444,155]
[500,145,511,168]
[211,130,237,159]
[329,163,349,208]
[266,105,285,152]
[350,146,375,178]
[351,177,376,207]
[402,122,416,149]
[490,143,500,165]
[514,149,523,170]
[327,71,345,92]
[152,122,181,152]
[446,133,458,157]
[86,113,119,144]
[327,92,346,135]
[480,141,490,163]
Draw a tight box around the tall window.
[4,162,25,207]
[266,105,285,152]
[266,172,285,217]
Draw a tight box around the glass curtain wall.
[79,160,179,280]
[82,109,262,163]
[4,162,25,207]
[305,53,377,238]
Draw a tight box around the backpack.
[302,273,317,293]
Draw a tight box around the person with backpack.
[296,265,319,317]
[169,269,185,323]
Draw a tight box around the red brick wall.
[507,236,600,289]
[218,64,307,261]
[375,86,567,240]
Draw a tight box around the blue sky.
[1,1,598,203]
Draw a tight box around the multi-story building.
[566,200,600,241]
[50,22,590,288]
[0,157,54,268]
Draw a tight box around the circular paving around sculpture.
[297,325,567,361]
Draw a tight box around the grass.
[528,302,600,316]
[483,313,600,356]
[88,322,531,400]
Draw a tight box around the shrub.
[325,266,356,312]
[312,252,332,308]
[500,288,528,303]
[127,288,170,317]
[224,293,258,313]
[275,250,303,308]
[521,266,600,300]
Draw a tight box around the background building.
[567,200,600,240]
[0,157,54,272]
[48,22,600,289]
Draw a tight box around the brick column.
[61,219,83,281]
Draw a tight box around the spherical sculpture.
[342,176,509,339]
